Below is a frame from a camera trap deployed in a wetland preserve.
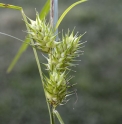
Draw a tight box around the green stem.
[51,106,55,124]
[32,47,52,124]
[20,9,52,124]
[50,0,59,123]
[53,109,64,124]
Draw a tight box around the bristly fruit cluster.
[44,70,67,107]
[26,12,86,108]
[46,30,86,72]
[25,12,59,53]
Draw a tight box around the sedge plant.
[0,0,87,124]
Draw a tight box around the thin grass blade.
[4,1,50,72]
[0,3,22,10]
[55,0,87,29]
[39,0,50,19]
[7,37,30,73]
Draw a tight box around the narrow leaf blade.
[0,3,22,10]
[39,0,50,19]
[7,37,30,73]
[7,0,50,72]
[55,0,87,29]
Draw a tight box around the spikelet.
[25,12,59,53]
[46,30,86,72]
[44,70,67,107]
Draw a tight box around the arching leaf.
[55,0,87,29]
[4,0,50,73]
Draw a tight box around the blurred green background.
[0,0,122,124]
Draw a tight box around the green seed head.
[26,12,58,53]
[46,30,85,72]
[44,70,67,107]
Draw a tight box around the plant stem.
[50,1,55,123]
[20,9,52,124]
[50,0,59,124]
[50,0,53,27]
[0,3,52,124]
[50,0,58,41]
[51,106,55,124]
[32,48,52,124]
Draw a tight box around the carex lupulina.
[26,12,86,107]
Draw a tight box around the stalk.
[50,0,58,123]
[50,0,58,41]
[54,0,58,41]
[0,3,52,124]
[21,9,53,124]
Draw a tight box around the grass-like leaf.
[39,0,50,19]
[0,3,22,10]
[5,0,50,73]
[55,0,87,29]
[7,37,30,73]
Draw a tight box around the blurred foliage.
[0,0,122,124]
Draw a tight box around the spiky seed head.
[26,12,59,53]
[44,70,67,107]
[46,30,85,72]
